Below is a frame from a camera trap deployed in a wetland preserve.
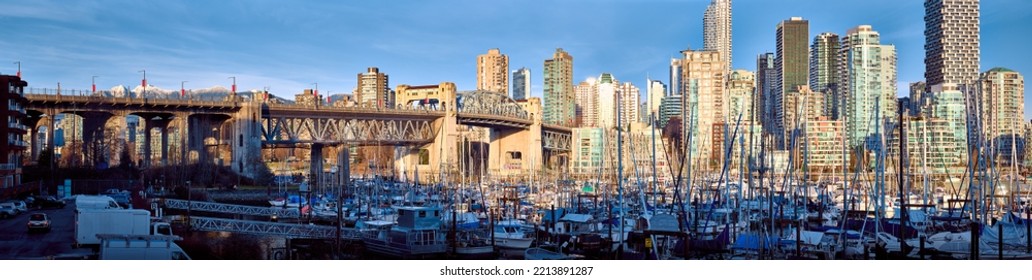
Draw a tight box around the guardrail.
[163,199,300,218]
[188,216,359,239]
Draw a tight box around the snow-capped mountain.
[97,85,291,104]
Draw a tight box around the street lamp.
[138,70,146,98]
[92,76,99,95]
[180,81,188,98]
[228,76,236,93]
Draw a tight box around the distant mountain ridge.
[96,85,293,104]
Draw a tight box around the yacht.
[359,206,447,259]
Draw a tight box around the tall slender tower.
[670,58,683,97]
[756,53,776,135]
[840,25,897,149]
[477,48,509,94]
[811,32,841,119]
[775,17,809,148]
[703,0,732,72]
[511,67,530,100]
[924,0,980,90]
[597,73,618,130]
[975,68,1024,165]
[544,48,575,126]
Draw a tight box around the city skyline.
[2,0,1030,114]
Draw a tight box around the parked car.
[27,213,51,233]
[8,200,27,213]
[109,193,132,209]
[0,203,17,219]
[33,195,66,209]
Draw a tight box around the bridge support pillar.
[187,114,228,166]
[80,112,113,167]
[25,113,43,162]
[230,102,263,179]
[395,83,456,184]
[310,143,323,192]
[487,99,543,181]
[487,128,541,181]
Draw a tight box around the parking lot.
[0,205,94,259]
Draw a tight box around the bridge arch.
[455,90,528,120]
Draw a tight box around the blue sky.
[1,0,1029,115]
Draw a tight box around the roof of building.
[987,67,1016,73]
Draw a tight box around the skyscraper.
[574,78,598,127]
[974,68,1025,165]
[840,25,897,149]
[775,17,809,149]
[756,53,776,135]
[544,48,575,126]
[681,48,727,170]
[512,67,530,100]
[597,73,618,129]
[728,70,755,124]
[810,32,841,119]
[646,79,667,124]
[357,67,392,108]
[669,58,683,97]
[703,0,732,72]
[618,82,640,128]
[476,48,509,94]
[924,0,980,90]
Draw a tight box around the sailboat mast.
[651,113,659,211]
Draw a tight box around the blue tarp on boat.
[732,234,777,251]
[541,208,569,222]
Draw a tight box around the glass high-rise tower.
[544,48,575,126]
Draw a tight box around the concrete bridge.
[22,83,570,185]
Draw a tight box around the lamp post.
[138,70,146,98]
[92,76,99,95]
[13,61,20,78]
[181,81,188,99]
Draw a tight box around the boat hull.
[494,237,534,249]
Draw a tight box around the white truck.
[97,234,190,260]
[74,208,171,248]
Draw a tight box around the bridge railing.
[25,92,238,108]
[266,103,444,116]
[26,88,93,96]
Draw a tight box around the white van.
[74,195,122,210]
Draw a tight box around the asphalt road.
[0,205,94,259]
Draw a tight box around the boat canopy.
[560,214,593,223]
